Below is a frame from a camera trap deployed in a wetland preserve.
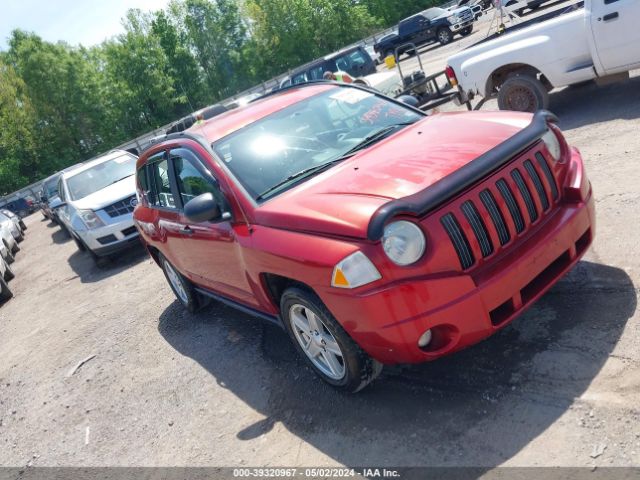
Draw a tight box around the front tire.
[10,242,19,255]
[437,27,453,45]
[460,26,473,36]
[281,287,382,392]
[497,74,549,112]
[0,276,13,304]
[19,220,26,231]
[159,254,201,313]
[3,245,14,265]
[13,231,24,243]
[4,261,15,281]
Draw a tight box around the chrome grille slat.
[104,195,137,218]
[480,190,510,246]
[461,201,493,258]
[511,169,538,222]
[441,213,475,270]
[535,152,558,200]
[496,179,525,233]
[524,160,549,211]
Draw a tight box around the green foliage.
[0,0,442,194]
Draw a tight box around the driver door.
[169,147,257,306]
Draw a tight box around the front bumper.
[451,19,473,32]
[77,215,140,257]
[321,153,595,365]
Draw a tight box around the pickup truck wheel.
[460,26,473,36]
[0,276,13,304]
[13,231,24,243]
[4,261,15,281]
[497,75,549,113]
[437,27,453,45]
[160,254,201,313]
[19,220,26,231]
[11,242,19,255]
[281,287,382,392]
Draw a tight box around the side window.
[171,149,218,207]
[137,164,154,205]
[309,65,325,80]
[57,178,65,201]
[149,156,176,209]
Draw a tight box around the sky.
[0,0,171,50]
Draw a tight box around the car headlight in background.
[331,251,381,289]
[78,209,105,230]
[382,220,426,266]
[541,128,562,162]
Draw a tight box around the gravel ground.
[1,1,639,469]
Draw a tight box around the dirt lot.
[1,1,640,469]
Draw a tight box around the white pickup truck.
[445,0,640,112]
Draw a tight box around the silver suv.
[57,150,140,264]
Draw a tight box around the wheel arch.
[261,273,317,313]
[485,63,553,97]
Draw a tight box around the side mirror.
[184,193,222,223]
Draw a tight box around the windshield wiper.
[256,159,346,201]
[336,122,416,159]
[108,173,135,186]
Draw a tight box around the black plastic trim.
[367,110,557,240]
[194,287,283,328]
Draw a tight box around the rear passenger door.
[143,151,185,270]
[169,148,256,305]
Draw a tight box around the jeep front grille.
[440,149,559,271]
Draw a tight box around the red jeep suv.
[134,83,594,392]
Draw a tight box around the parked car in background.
[134,82,594,392]
[1,209,27,232]
[0,217,20,263]
[278,45,377,89]
[0,212,24,244]
[504,0,554,16]
[0,255,14,304]
[40,164,84,225]
[374,6,474,59]
[57,150,140,265]
[445,0,640,112]
[0,234,15,266]
[2,197,35,218]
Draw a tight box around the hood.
[439,6,470,18]
[71,175,136,211]
[253,112,533,238]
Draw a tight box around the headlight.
[78,209,105,230]
[382,221,426,266]
[331,251,381,289]
[541,128,562,162]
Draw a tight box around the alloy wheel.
[289,304,346,380]
[164,260,188,304]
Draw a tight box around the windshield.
[66,154,136,201]
[43,177,60,198]
[212,88,422,201]
[423,7,447,20]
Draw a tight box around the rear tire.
[281,286,382,393]
[14,231,24,243]
[437,27,453,45]
[159,253,201,314]
[497,74,549,112]
[19,220,26,231]
[11,242,19,255]
[0,276,13,304]
[4,261,15,282]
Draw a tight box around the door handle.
[600,12,619,21]
[179,226,194,236]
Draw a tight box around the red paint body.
[134,84,594,364]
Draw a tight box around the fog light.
[418,329,433,348]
